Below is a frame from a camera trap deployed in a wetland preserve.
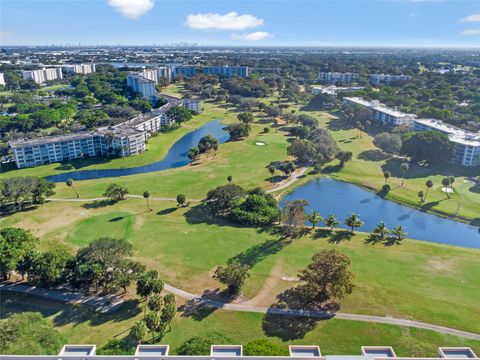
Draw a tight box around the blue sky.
[1,0,479,47]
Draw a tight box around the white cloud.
[461,29,480,36]
[231,31,272,41]
[185,12,264,30]
[460,14,480,23]
[107,0,155,19]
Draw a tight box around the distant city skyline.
[0,0,479,48]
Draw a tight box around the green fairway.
[3,199,479,334]
[67,211,135,246]
[1,292,479,356]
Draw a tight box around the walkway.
[266,167,308,194]
[163,284,480,341]
[0,283,123,313]
[2,281,479,340]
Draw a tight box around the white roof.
[414,118,480,147]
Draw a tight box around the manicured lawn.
[292,109,480,224]
[66,211,135,246]
[1,292,479,356]
[3,199,479,333]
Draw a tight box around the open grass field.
[1,291,479,356]
[3,198,479,334]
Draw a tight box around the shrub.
[244,339,288,356]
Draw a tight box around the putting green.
[67,211,135,246]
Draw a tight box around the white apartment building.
[127,73,156,100]
[413,118,480,167]
[343,97,417,126]
[139,68,159,83]
[63,63,96,75]
[8,93,200,168]
[183,98,202,114]
[0,72,5,86]
[370,74,412,86]
[22,68,63,84]
[158,66,173,81]
[318,72,358,84]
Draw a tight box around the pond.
[47,120,229,182]
[280,178,480,248]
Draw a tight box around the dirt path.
[266,167,308,194]
[240,262,284,307]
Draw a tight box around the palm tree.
[400,162,409,186]
[448,176,455,193]
[308,210,323,229]
[325,214,339,231]
[143,191,151,211]
[227,175,233,183]
[383,171,391,184]
[424,180,434,202]
[373,221,389,240]
[344,212,364,233]
[442,177,451,199]
[268,166,276,182]
[66,178,79,198]
[389,225,407,244]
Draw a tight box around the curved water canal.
[47,120,229,182]
[281,178,480,248]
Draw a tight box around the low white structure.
[58,344,96,356]
[413,118,480,167]
[135,345,170,356]
[343,97,417,126]
[289,345,321,357]
[210,345,243,357]
[22,67,63,84]
[318,72,358,84]
[0,72,5,86]
[370,74,412,85]
[63,63,96,75]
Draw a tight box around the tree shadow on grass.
[157,207,177,216]
[184,203,246,228]
[420,201,440,212]
[227,238,292,268]
[321,164,342,174]
[327,230,353,244]
[364,234,384,245]
[357,149,390,162]
[179,289,235,322]
[262,286,333,341]
[81,199,116,209]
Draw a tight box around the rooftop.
[414,118,480,147]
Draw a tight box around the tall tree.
[400,162,409,186]
[0,227,37,280]
[344,213,364,233]
[308,210,323,229]
[324,214,339,231]
[66,178,79,198]
[213,262,250,295]
[297,249,355,311]
[129,320,148,345]
[143,191,151,211]
[442,177,451,199]
[136,270,164,301]
[281,199,308,236]
[389,225,407,244]
[424,180,434,202]
[335,151,353,167]
[383,171,391,184]
[373,221,389,240]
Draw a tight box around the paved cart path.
[2,282,479,340]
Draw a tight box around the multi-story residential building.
[203,66,249,78]
[183,97,202,114]
[312,86,365,100]
[63,63,96,75]
[318,72,358,85]
[0,72,5,86]
[3,344,478,360]
[370,74,412,86]
[9,126,145,169]
[172,65,197,78]
[22,68,63,84]
[343,97,417,126]
[413,118,480,167]
[127,73,156,100]
[8,94,201,168]
[158,66,173,81]
[139,68,159,83]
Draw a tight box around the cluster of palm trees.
[371,222,407,245]
[308,210,408,244]
[419,176,455,203]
